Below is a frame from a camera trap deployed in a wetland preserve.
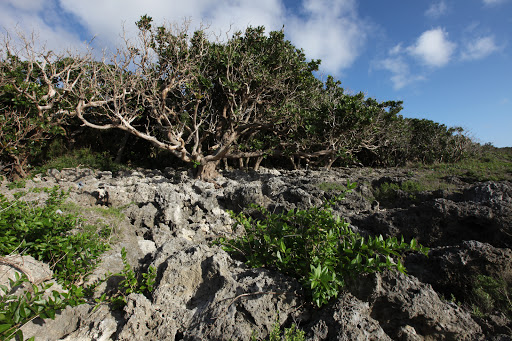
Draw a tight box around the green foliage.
[94,247,157,310]
[0,188,110,285]
[251,319,305,341]
[103,247,156,309]
[374,180,426,204]
[0,53,68,179]
[0,189,156,339]
[317,182,347,192]
[357,117,475,167]
[423,146,512,182]
[470,275,511,318]
[216,182,428,307]
[0,273,87,341]
[6,180,26,190]
[2,19,477,176]
[33,147,128,175]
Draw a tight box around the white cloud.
[58,0,286,48]
[286,0,370,74]
[407,28,456,67]
[1,0,369,75]
[375,29,455,89]
[0,1,86,53]
[461,35,500,60]
[375,55,425,90]
[425,1,448,18]
[3,0,45,12]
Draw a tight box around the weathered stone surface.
[349,271,483,340]
[1,167,510,340]
[306,292,392,341]
[0,255,52,288]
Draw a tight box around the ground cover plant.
[216,182,429,307]
[421,146,512,182]
[0,188,156,340]
[470,274,512,319]
[32,147,128,176]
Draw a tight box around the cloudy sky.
[1,0,511,146]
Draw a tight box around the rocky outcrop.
[2,166,511,340]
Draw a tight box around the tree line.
[0,16,475,179]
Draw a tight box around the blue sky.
[1,0,511,146]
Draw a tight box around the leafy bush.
[251,318,305,341]
[216,182,428,307]
[0,189,156,339]
[95,247,157,310]
[33,147,128,175]
[470,275,511,318]
[0,273,86,341]
[374,180,426,204]
[0,188,110,285]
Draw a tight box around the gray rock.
[0,255,52,289]
[5,167,511,340]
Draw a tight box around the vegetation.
[216,182,429,307]
[421,145,512,182]
[251,318,305,341]
[0,16,477,180]
[33,147,129,175]
[0,189,155,340]
[470,275,511,319]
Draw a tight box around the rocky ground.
[1,166,511,340]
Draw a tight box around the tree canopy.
[0,16,474,179]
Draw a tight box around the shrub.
[216,182,428,307]
[33,147,128,175]
[470,275,511,318]
[0,188,110,285]
[0,189,156,340]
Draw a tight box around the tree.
[0,37,80,177]
[68,17,319,178]
[1,19,475,178]
[289,76,403,168]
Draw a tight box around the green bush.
[33,147,128,175]
[0,189,156,340]
[470,275,511,318]
[0,273,86,341]
[216,182,428,307]
[373,180,428,204]
[0,188,110,286]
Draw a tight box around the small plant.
[317,182,347,192]
[251,317,305,341]
[105,247,157,309]
[470,274,511,318]
[374,180,427,204]
[216,181,428,307]
[0,273,85,341]
[6,180,26,190]
[0,187,110,285]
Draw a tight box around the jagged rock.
[3,167,511,340]
[0,255,52,288]
[350,181,512,248]
[348,271,483,340]
[306,292,392,341]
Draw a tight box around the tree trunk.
[324,156,338,170]
[11,155,27,180]
[253,156,264,171]
[115,132,130,164]
[196,160,220,180]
